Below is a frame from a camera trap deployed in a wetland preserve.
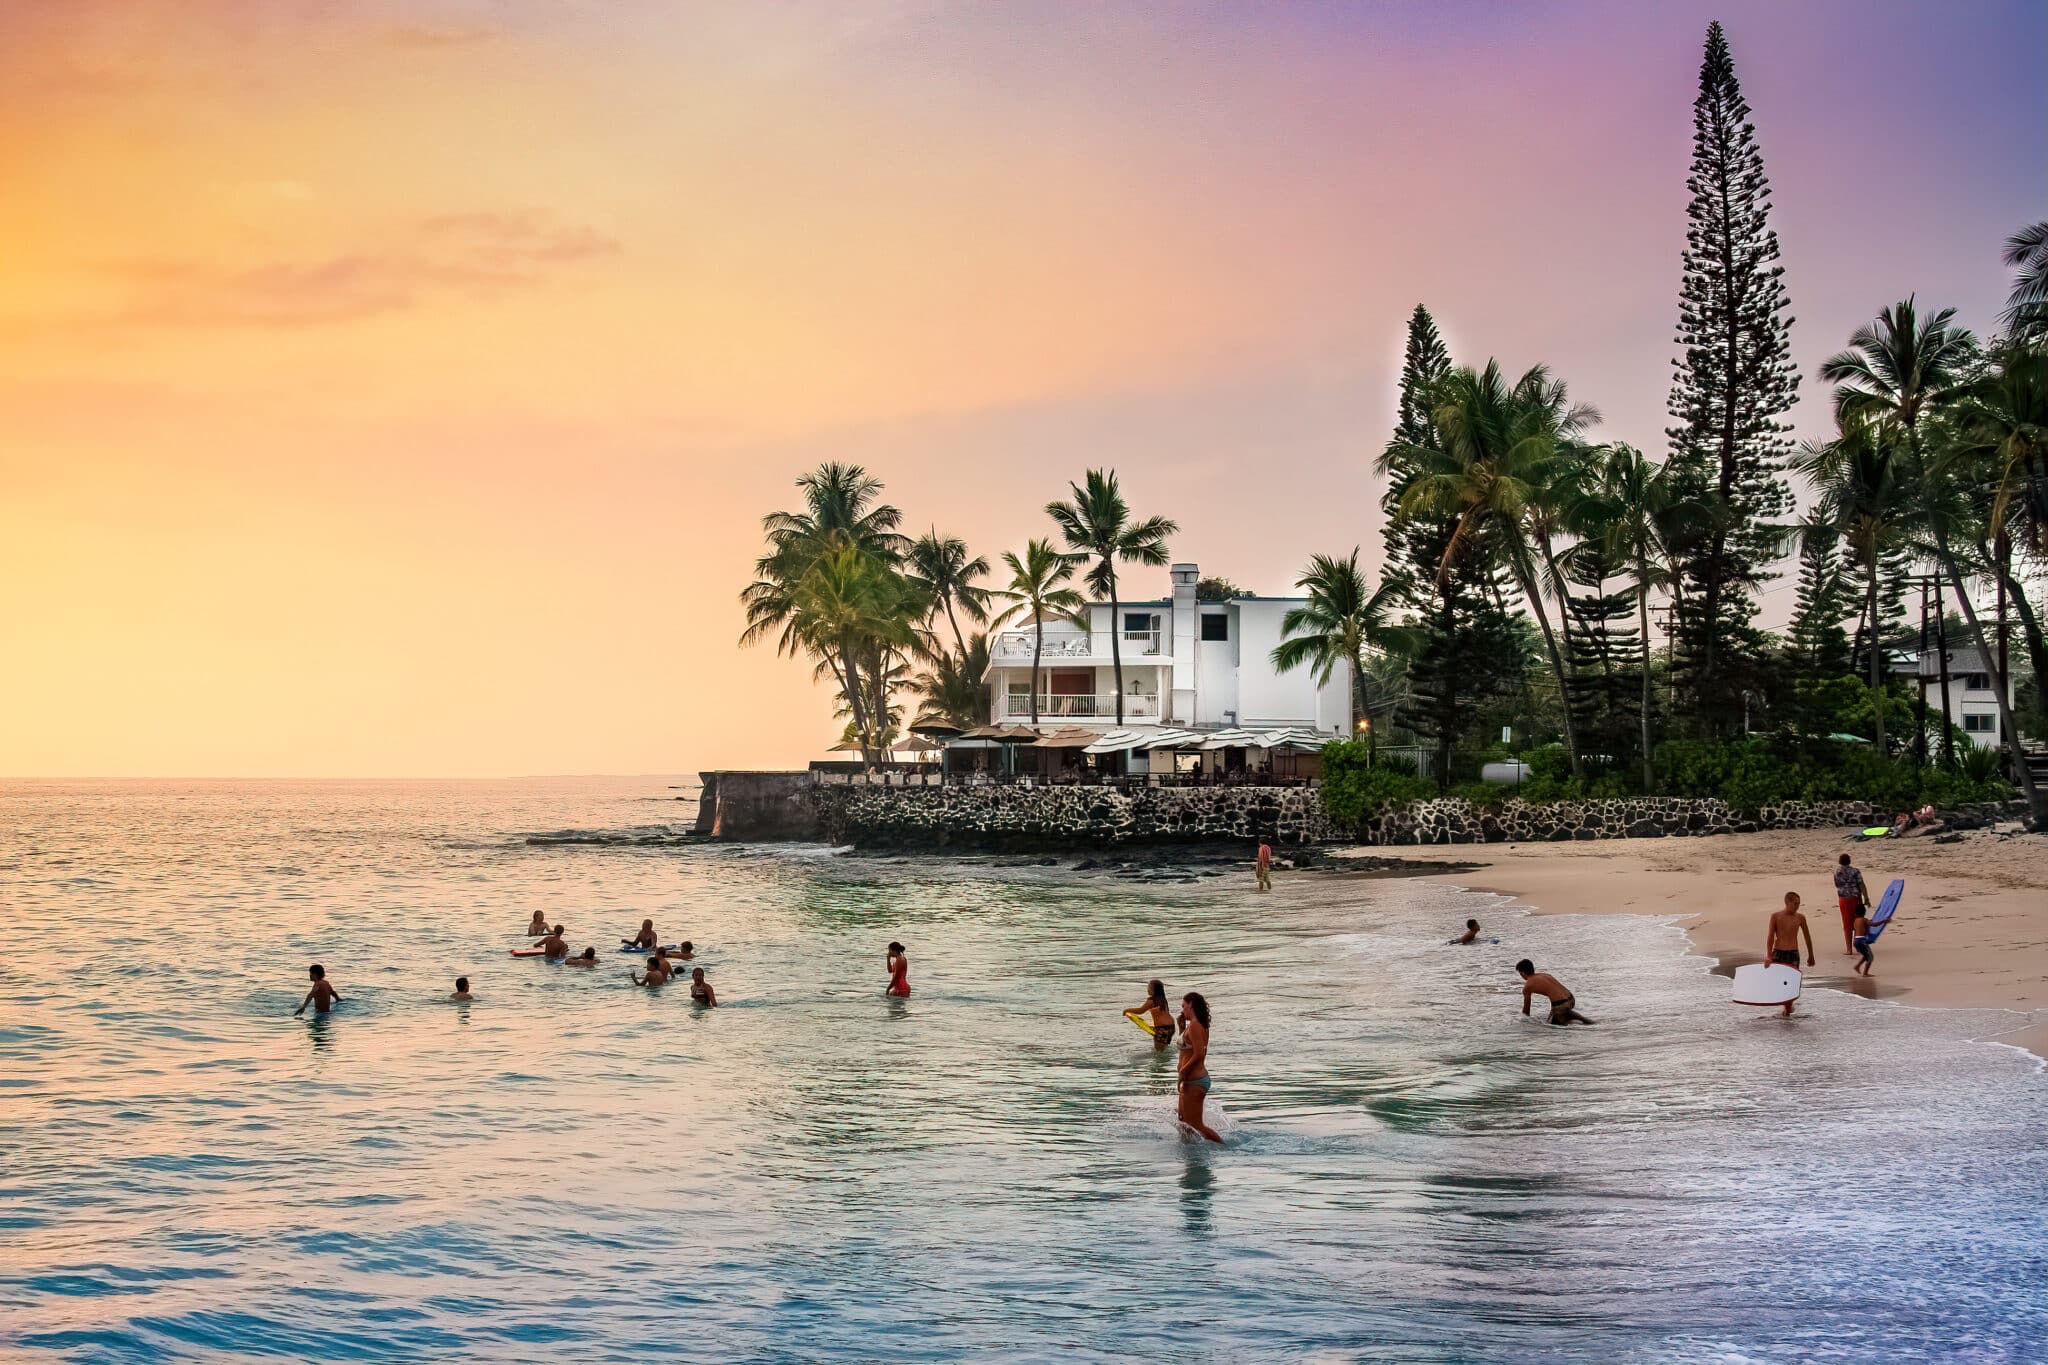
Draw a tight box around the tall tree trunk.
[830,648,872,763]
[943,598,968,660]
[1934,595,1955,769]
[1864,559,1886,758]
[1513,562,1583,779]
[1933,531,2045,828]
[1107,568,1125,726]
[1636,570,1656,794]
[1978,536,2048,717]
[1030,615,1044,728]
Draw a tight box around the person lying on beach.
[566,947,599,967]
[689,967,717,1006]
[1176,992,1222,1142]
[450,976,473,1002]
[1851,907,1876,977]
[293,964,341,1016]
[535,926,570,960]
[886,942,910,998]
[1516,960,1594,1025]
[526,911,549,937]
[1125,978,1176,1048]
[1764,893,1815,1017]
[1455,918,1481,945]
[623,919,658,951]
[633,955,670,987]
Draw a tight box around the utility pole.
[1933,578,1955,770]
[1915,577,1930,769]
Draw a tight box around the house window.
[1200,613,1229,641]
[1963,673,1991,691]
[1963,714,1995,733]
[1123,612,1156,635]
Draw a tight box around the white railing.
[990,628,1165,659]
[1121,628,1164,656]
[1003,693,1161,720]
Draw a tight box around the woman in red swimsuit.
[885,941,910,997]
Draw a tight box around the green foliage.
[1196,576,1248,601]
[1655,736,2009,813]
[1319,741,1431,828]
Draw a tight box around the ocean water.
[2,778,2043,1365]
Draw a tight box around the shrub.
[1320,741,1431,828]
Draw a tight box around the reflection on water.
[2,778,2043,1364]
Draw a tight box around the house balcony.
[990,628,1166,660]
[1002,693,1162,721]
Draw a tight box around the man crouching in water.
[1516,960,1595,1025]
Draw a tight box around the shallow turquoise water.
[3,778,2043,1364]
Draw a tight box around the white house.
[1918,646,2010,749]
[982,563,1351,733]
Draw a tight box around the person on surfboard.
[623,919,659,952]
[293,963,342,1017]
[885,942,911,997]
[1764,892,1815,1017]
[1515,961,1595,1025]
[1125,979,1176,1049]
[1176,992,1222,1142]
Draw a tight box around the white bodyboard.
[1732,962,1803,1006]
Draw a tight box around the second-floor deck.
[990,627,1166,661]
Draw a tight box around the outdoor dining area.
[928,724,1334,787]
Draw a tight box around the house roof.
[1919,647,1991,677]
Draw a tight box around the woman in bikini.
[885,942,910,998]
[689,967,717,1007]
[1125,979,1176,1049]
[1176,992,1222,1143]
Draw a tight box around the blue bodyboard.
[1865,878,1905,942]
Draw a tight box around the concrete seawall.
[693,771,821,841]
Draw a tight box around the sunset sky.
[3,0,2042,777]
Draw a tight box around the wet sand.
[1332,823,2048,1059]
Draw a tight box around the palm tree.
[1270,550,1415,758]
[1572,444,1674,792]
[787,541,921,761]
[1045,470,1177,725]
[2004,220,2048,343]
[1795,419,1914,758]
[908,632,993,733]
[1389,360,1597,779]
[994,539,1087,728]
[906,530,994,659]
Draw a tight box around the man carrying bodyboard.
[1763,892,1815,1017]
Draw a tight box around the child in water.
[526,911,549,937]
[689,967,717,1007]
[623,919,658,951]
[1455,918,1481,945]
[885,942,910,997]
[1125,979,1176,1048]
[293,964,341,1016]
[566,947,599,967]
[450,976,473,1001]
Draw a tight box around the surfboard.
[1732,962,1802,1006]
[510,948,555,958]
[1865,878,1905,942]
[1859,826,1892,838]
[1124,1008,1166,1038]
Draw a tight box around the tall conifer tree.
[1785,517,1852,676]
[1665,21,1798,734]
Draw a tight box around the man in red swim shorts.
[1833,853,1868,955]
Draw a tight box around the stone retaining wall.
[812,784,1337,847]
[1357,796,1883,845]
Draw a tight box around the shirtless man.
[534,924,570,961]
[1764,892,1815,1017]
[1455,918,1481,945]
[633,955,670,988]
[1516,959,1594,1025]
[293,964,341,1017]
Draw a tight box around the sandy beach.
[1334,825,2048,1059]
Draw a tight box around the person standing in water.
[689,967,717,1006]
[1764,892,1815,1018]
[1125,979,1176,1049]
[633,955,670,988]
[449,977,473,1002]
[1255,842,1273,893]
[885,942,910,997]
[1176,992,1221,1142]
[293,964,341,1017]
[534,924,570,961]
[526,910,549,937]
[1515,960,1595,1025]
[1832,853,1868,956]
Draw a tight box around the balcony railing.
[1003,693,1161,720]
[990,629,1165,659]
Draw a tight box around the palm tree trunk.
[1106,567,1125,727]
[1934,598,1955,769]
[830,648,871,761]
[1512,562,1582,779]
[1636,570,1655,794]
[1933,530,2045,828]
[1864,558,1886,758]
[943,599,968,660]
[1030,614,1044,729]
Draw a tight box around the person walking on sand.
[1125,979,1176,1049]
[1833,853,1868,956]
[293,964,341,1017]
[1255,842,1273,893]
[1516,960,1595,1025]
[1176,992,1222,1143]
[1850,905,1877,977]
[885,942,911,998]
[1765,892,1816,1018]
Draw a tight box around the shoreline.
[1330,826,2048,1061]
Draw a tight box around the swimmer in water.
[293,963,341,1016]
[623,918,658,952]
[689,967,716,1007]
[535,924,569,961]
[1455,918,1480,945]
[450,976,473,1002]
[565,947,599,968]
[673,941,695,961]
[885,941,910,997]
[526,910,549,937]
[1125,978,1176,1049]
[632,955,669,987]
[1516,959,1595,1025]
[1176,992,1221,1143]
